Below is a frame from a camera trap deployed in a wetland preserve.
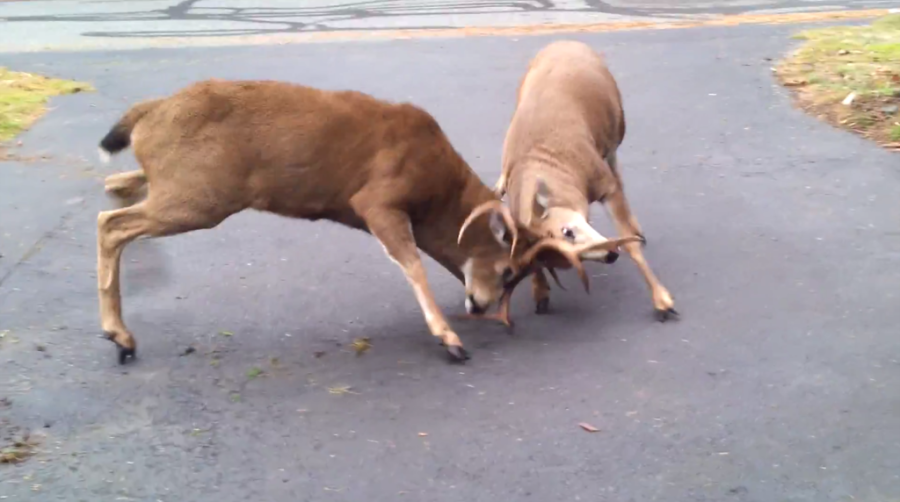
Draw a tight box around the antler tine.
[573,235,643,255]
[458,201,497,245]
[518,239,590,293]
[545,267,566,291]
[457,200,521,264]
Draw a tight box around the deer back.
[501,40,626,223]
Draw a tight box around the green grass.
[0,67,94,142]
[777,14,900,148]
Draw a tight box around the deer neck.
[411,167,502,283]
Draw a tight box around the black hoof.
[445,345,470,362]
[535,298,550,315]
[637,233,647,247]
[117,345,136,364]
[654,307,679,322]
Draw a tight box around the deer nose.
[465,295,486,314]
[603,251,620,264]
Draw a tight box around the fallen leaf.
[327,385,357,395]
[783,78,808,87]
[579,422,600,433]
[219,330,233,337]
[351,337,372,356]
[418,432,428,437]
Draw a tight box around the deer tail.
[98,98,164,163]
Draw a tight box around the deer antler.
[573,236,643,257]
[545,266,566,290]
[457,235,643,326]
[516,235,645,293]
[457,200,520,260]
[517,239,590,292]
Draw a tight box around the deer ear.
[488,210,512,248]
[533,178,551,220]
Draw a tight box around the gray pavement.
[2,14,900,502]
[1,0,900,52]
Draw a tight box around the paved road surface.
[1,0,900,51]
[2,8,900,502]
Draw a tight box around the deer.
[490,40,678,321]
[95,78,635,365]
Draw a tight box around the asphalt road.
[2,20,900,502]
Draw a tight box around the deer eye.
[561,227,576,241]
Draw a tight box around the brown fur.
[494,40,677,319]
[97,78,526,364]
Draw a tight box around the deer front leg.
[604,190,678,322]
[362,208,469,362]
[532,268,551,314]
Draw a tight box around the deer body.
[97,79,522,364]
[495,40,677,319]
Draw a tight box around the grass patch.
[775,14,900,150]
[0,67,94,143]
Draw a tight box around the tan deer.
[95,78,625,365]
[492,40,678,321]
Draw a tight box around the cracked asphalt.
[2,15,900,502]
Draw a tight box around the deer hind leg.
[604,189,678,322]
[358,207,469,362]
[104,170,148,208]
[532,268,551,314]
[97,192,233,364]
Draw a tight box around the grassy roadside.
[0,67,94,146]
[775,14,900,151]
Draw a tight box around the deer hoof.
[654,307,679,322]
[117,345,137,365]
[102,332,137,364]
[445,344,470,362]
[535,298,550,314]
[637,233,647,247]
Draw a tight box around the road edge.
[0,8,894,54]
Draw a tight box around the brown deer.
[95,78,625,365]
[492,40,678,321]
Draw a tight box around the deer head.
[457,197,641,325]
[527,177,621,264]
[455,200,520,315]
